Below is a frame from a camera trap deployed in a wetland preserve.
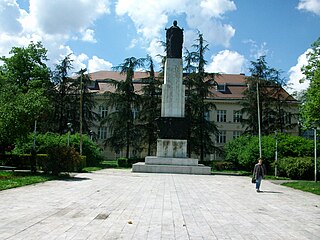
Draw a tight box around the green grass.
[82,167,102,172]
[100,160,118,168]
[264,175,291,180]
[211,170,251,176]
[282,181,320,195]
[0,171,56,191]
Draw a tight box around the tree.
[301,37,320,127]
[241,56,296,135]
[138,55,162,155]
[50,54,75,133]
[104,57,145,158]
[0,41,51,92]
[50,56,97,135]
[0,42,51,150]
[184,33,219,160]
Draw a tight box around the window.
[216,83,226,92]
[99,105,108,118]
[217,110,226,122]
[204,111,210,121]
[217,131,226,143]
[233,131,242,139]
[285,113,292,124]
[233,110,242,123]
[98,127,107,140]
[132,107,139,119]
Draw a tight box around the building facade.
[87,71,299,160]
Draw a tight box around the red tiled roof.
[88,71,296,101]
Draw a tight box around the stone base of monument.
[132,156,211,175]
[132,139,211,175]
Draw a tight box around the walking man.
[253,158,267,192]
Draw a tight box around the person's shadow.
[259,190,283,194]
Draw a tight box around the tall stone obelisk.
[132,21,210,175]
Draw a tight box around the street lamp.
[314,126,319,183]
[33,119,37,151]
[274,130,278,177]
[67,122,72,147]
[256,81,262,158]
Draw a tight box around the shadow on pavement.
[60,177,91,182]
[260,190,283,194]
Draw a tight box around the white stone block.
[145,156,198,166]
[161,58,185,117]
[157,139,187,158]
[132,162,211,175]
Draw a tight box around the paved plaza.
[0,169,319,240]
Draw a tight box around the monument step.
[132,162,211,175]
[145,156,198,166]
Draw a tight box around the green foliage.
[0,41,51,91]
[300,37,320,126]
[49,58,97,134]
[117,157,128,168]
[105,57,145,158]
[277,134,313,157]
[278,157,314,180]
[0,42,52,148]
[44,146,81,175]
[13,132,103,167]
[211,161,237,171]
[184,32,219,160]
[224,134,314,172]
[241,56,296,135]
[138,55,162,156]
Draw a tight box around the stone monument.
[132,21,211,175]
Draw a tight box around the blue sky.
[0,0,319,94]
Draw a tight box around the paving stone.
[0,169,319,239]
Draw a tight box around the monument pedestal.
[132,160,211,175]
[132,139,211,175]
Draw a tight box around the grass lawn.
[211,170,251,176]
[0,171,56,191]
[82,167,102,172]
[282,181,320,195]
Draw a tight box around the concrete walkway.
[0,169,319,240]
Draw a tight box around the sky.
[0,0,319,95]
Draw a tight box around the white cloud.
[22,0,110,35]
[286,50,311,94]
[297,0,320,16]
[68,53,89,73]
[146,38,165,63]
[244,39,269,59]
[0,0,112,74]
[88,56,113,73]
[115,0,236,54]
[81,29,97,43]
[206,50,245,74]
[200,0,236,18]
[0,0,23,34]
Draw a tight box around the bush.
[211,161,237,171]
[224,134,314,172]
[13,132,103,167]
[117,157,128,168]
[44,146,81,175]
[278,157,314,180]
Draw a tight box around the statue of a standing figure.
[166,20,183,58]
